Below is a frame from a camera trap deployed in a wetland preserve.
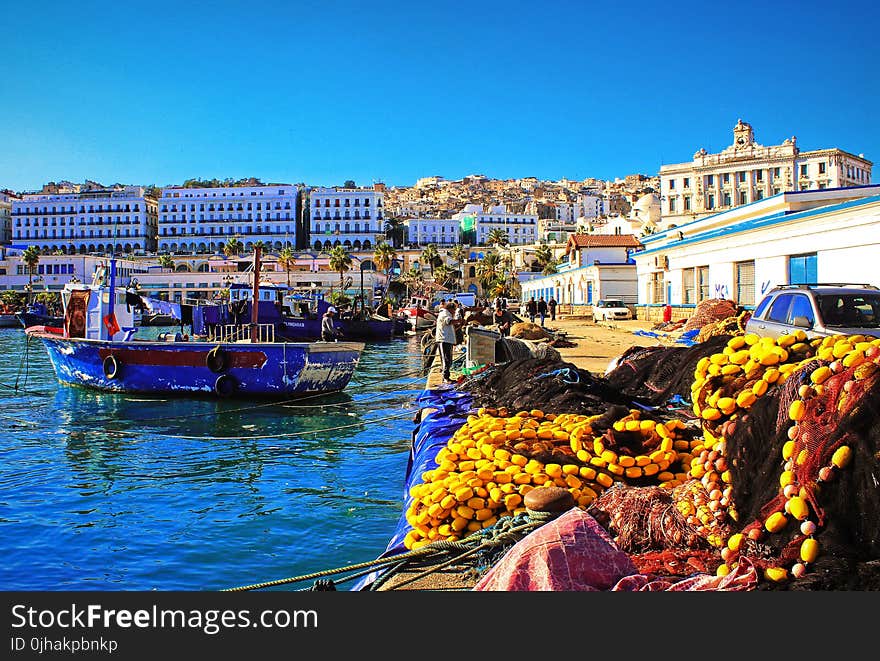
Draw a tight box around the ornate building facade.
[659,120,873,228]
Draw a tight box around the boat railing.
[208,323,276,343]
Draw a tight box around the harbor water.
[0,327,426,591]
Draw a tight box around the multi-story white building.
[11,186,158,255]
[308,186,385,252]
[158,184,300,255]
[404,217,460,247]
[573,192,604,221]
[451,203,538,246]
[659,119,873,228]
[0,190,20,245]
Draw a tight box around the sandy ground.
[533,315,670,374]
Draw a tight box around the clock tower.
[733,119,754,149]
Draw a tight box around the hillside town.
[0,120,876,320]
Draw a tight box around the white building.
[573,192,604,221]
[158,184,300,255]
[451,203,538,246]
[659,119,873,229]
[404,217,460,247]
[633,185,880,312]
[0,253,149,294]
[11,186,158,255]
[309,186,385,252]
[0,190,19,245]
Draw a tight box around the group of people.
[525,296,557,326]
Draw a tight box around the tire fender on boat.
[103,354,121,379]
[214,374,236,397]
[206,346,228,373]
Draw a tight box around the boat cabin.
[61,263,136,341]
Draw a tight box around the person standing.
[548,296,557,321]
[537,296,548,327]
[493,306,513,337]
[526,296,537,324]
[321,306,343,341]
[434,301,459,384]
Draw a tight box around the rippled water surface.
[0,328,425,590]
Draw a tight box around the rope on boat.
[220,510,557,592]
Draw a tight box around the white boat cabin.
[61,263,136,341]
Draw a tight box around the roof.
[565,233,642,251]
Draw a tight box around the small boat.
[26,249,365,399]
[399,295,437,332]
[16,303,64,329]
[278,290,395,342]
[0,313,19,328]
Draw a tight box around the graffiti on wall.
[714,283,730,299]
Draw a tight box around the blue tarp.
[142,297,182,319]
[351,387,473,590]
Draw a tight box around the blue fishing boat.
[16,302,64,329]
[26,249,364,399]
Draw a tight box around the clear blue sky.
[1,0,877,192]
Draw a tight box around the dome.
[632,193,661,223]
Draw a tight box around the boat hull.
[30,331,364,398]
[0,314,19,328]
[279,317,395,341]
[17,311,64,329]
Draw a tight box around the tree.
[22,246,40,304]
[486,228,510,250]
[278,246,296,288]
[432,264,454,291]
[476,252,502,295]
[420,243,440,276]
[158,254,174,271]
[384,217,406,248]
[223,237,243,258]
[542,260,559,276]
[328,245,353,294]
[373,241,397,298]
[534,243,553,270]
[449,244,468,292]
[343,180,356,189]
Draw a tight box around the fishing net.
[683,298,739,332]
[720,354,880,589]
[462,358,637,416]
[604,335,733,407]
[696,310,751,342]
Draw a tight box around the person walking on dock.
[526,297,537,324]
[537,296,548,327]
[435,301,459,384]
[548,296,557,321]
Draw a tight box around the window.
[669,197,676,212]
[722,192,731,207]
[669,179,676,190]
[682,268,695,305]
[739,191,748,205]
[756,190,764,200]
[756,171,763,182]
[738,171,747,183]
[773,167,781,178]
[818,162,826,175]
[789,253,817,284]
[707,174,714,186]
[683,177,690,188]
[684,196,691,211]
[722,173,730,185]
[767,294,794,323]
[800,164,808,177]
[697,266,709,301]
[735,260,755,305]
[707,194,715,210]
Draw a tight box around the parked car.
[744,283,880,340]
[592,299,632,322]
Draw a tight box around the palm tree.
[534,243,553,271]
[22,246,40,304]
[328,245,353,294]
[432,264,454,291]
[373,241,397,298]
[278,246,296,288]
[158,254,174,271]
[399,265,423,299]
[476,252,502,295]
[420,243,440,276]
[486,228,509,251]
[223,237,243,259]
[449,244,468,292]
[384,217,406,248]
[542,260,559,276]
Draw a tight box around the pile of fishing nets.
[440,331,880,590]
[603,335,733,406]
[683,298,739,332]
[696,309,752,342]
[463,358,637,415]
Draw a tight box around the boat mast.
[251,245,261,342]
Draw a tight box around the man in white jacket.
[434,301,459,384]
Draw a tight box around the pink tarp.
[473,507,758,592]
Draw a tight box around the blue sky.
[1,0,877,192]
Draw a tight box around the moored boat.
[16,303,64,329]
[26,249,364,399]
[399,295,436,332]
